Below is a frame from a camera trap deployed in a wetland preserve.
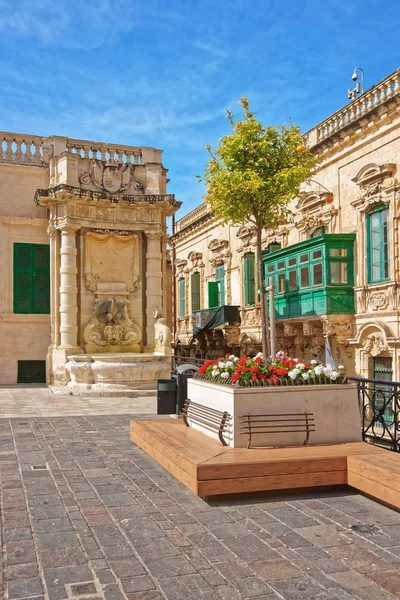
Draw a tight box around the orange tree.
[200,97,317,357]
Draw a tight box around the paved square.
[1,395,400,599]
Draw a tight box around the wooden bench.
[240,412,315,449]
[182,399,230,446]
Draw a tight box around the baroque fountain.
[34,138,179,395]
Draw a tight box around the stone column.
[145,231,163,351]
[59,226,80,350]
[47,225,60,349]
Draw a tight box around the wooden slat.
[347,471,400,511]
[347,453,400,494]
[198,470,347,497]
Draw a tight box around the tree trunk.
[256,225,270,357]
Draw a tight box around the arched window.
[310,226,325,239]
[366,206,390,283]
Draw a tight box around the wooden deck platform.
[130,418,400,508]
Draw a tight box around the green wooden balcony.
[262,234,356,320]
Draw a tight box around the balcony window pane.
[331,262,348,284]
[312,250,322,260]
[330,248,347,257]
[300,254,308,263]
[277,261,285,270]
[288,258,296,266]
[267,264,274,273]
[313,263,323,285]
[300,267,309,288]
[289,270,297,291]
[278,273,286,293]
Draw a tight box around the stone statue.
[153,309,172,355]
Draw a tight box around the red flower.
[238,357,247,366]
[250,366,259,373]
[198,365,207,374]
[276,368,288,376]
[252,375,257,381]
[305,363,312,369]
[254,356,262,364]
[231,373,240,382]
[269,374,279,384]
[225,353,230,358]
[204,360,213,367]
[260,373,267,381]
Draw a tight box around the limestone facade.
[0,132,179,386]
[171,68,400,380]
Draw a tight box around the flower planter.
[187,378,361,448]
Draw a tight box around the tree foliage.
[201,96,318,230]
[200,96,318,356]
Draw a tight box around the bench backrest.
[182,399,230,446]
[240,412,315,448]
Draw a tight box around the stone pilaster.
[145,231,163,351]
[59,226,81,350]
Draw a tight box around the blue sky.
[0,0,399,219]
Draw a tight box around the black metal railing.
[349,376,400,452]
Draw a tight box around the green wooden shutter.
[244,254,255,306]
[14,243,50,314]
[215,264,225,306]
[179,279,185,317]
[33,245,50,314]
[191,272,200,312]
[208,281,219,308]
[14,244,33,313]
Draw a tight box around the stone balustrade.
[306,68,400,147]
[0,131,47,166]
[1,132,163,167]
[174,202,210,233]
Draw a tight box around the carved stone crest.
[83,298,142,353]
[369,291,388,311]
[80,160,144,194]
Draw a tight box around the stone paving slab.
[1,411,400,599]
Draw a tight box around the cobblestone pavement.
[1,414,400,600]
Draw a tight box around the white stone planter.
[187,378,361,448]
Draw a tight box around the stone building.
[171,68,400,381]
[0,133,178,389]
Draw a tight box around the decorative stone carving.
[84,231,140,292]
[175,259,188,276]
[83,298,142,353]
[297,191,338,234]
[187,251,204,270]
[364,333,388,356]
[153,309,172,356]
[80,160,144,194]
[208,238,231,266]
[369,291,388,311]
[351,163,396,211]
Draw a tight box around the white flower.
[329,371,339,381]
[323,366,332,376]
[220,371,230,379]
[314,365,324,376]
[229,355,236,361]
[338,365,345,371]
[308,370,316,378]
[225,360,234,368]
[310,359,318,365]
[293,358,299,363]
[297,363,305,370]
[218,361,226,369]
[288,370,297,380]
[234,357,240,363]
[302,372,310,380]
[211,369,220,377]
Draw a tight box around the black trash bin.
[174,364,199,414]
[157,379,177,414]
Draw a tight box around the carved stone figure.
[153,309,172,356]
[83,298,142,353]
[364,333,388,357]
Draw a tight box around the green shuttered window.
[244,253,256,306]
[191,272,201,312]
[14,243,50,314]
[215,264,225,306]
[367,206,390,283]
[179,278,186,317]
